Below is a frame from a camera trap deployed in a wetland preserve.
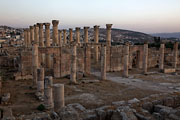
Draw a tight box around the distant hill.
[151,32,180,38]
[98,28,154,44]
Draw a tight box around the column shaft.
[106,24,113,46]
[70,45,77,84]
[94,26,100,63]
[69,28,73,43]
[123,43,129,77]
[143,43,148,74]
[76,27,80,44]
[63,29,67,44]
[84,27,89,43]
[53,84,64,112]
[159,43,165,70]
[101,46,106,80]
[44,76,54,110]
[173,42,178,69]
[52,20,59,46]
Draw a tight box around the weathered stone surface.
[57,104,79,120]
[112,101,126,107]
[111,106,137,120]
[2,93,10,103]
[128,98,140,104]
[163,68,176,73]
[142,102,153,113]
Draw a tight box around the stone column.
[84,45,91,75]
[32,43,39,85]
[101,46,106,80]
[53,48,60,78]
[24,29,27,47]
[84,27,89,43]
[69,28,73,43]
[123,42,129,77]
[44,23,51,68]
[27,29,31,47]
[63,29,67,45]
[52,20,59,46]
[59,30,62,47]
[37,68,44,96]
[106,24,113,46]
[30,26,34,45]
[76,27,80,44]
[173,42,178,69]
[44,76,54,110]
[137,50,143,69]
[34,24,39,45]
[70,45,77,84]
[38,23,44,47]
[94,25,100,63]
[44,23,51,47]
[159,43,165,70]
[143,42,148,74]
[53,84,64,112]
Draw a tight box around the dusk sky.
[0,0,180,33]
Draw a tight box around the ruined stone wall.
[148,48,159,68]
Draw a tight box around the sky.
[0,0,180,33]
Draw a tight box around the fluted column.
[34,24,39,45]
[159,43,165,70]
[32,43,39,85]
[70,45,77,84]
[27,29,31,47]
[53,48,60,78]
[123,42,129,77]
[84,27,89,43]
[44,76,54,110]
[76,27,80,44]
[37,23,44,47]
[94,25,100,63]
[101,46,106,80]
[106,24,113,46]
[173,42,178,69]
[84,45,91,75]
[53,84,64,112]
[52,20,59,46]
[59,30,62,47]
[44,23,51,69]
[37,68,44,96]
[24,29,27,47]
[143,42,148,74]
[30,26,34,45]
[63,29,67,45]
[69,28,73,43]
[44,23,51,47]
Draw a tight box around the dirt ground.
[0,66,163,116]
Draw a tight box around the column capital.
[58,30,62,33]
[125,41,129,46]
[106,24,113,29]
[69,28,73,31]
[75,27,80,30]
[63,29,66,32]
[34,24,38,28]
[52,20,59,26]
[84,27,90,30]
[94,25,100,30]
[30,26,34,29]
[44,23,50,27]
[37,23,43,28]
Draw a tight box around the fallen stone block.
[163,68,176,74]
